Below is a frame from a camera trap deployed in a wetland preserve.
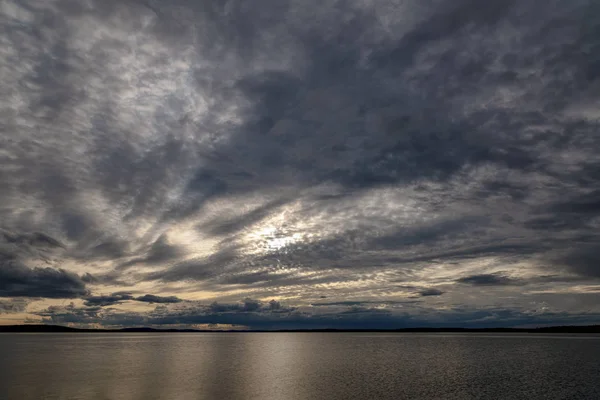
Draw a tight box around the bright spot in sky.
[247,226,303,253]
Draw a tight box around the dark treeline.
[1,325,599,333]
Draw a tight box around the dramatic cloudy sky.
[1,0,600,329]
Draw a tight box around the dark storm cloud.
[140,0,568,203]
[419,289,445,297]
[550,191,600,215]
[84,292,183,306]
[0,230,64,249]
[0,229,65,262]
[135,294,182,304]
[2,0,600,327]
[553,246,600,279]
[456,273,520,286]
[369,217,488,250]
[0,261,89,298]
[84,293,133,307]
[209,298,293,313]
[0,229,89,298]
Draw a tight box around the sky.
[1,0,600,330]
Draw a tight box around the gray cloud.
[36,303,104,324]
[117,234,183,270]
[202,197,290,237]
[310,301,417,307]
[0,298,28,314]
[33,297,600,330]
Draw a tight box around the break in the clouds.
[1,0,600,329]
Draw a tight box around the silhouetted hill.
[0,325,88,333]
[0,325,201,333]
[1,324,599,333]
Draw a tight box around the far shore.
[1,324,599,334]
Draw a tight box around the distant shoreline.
[1,324,599,333]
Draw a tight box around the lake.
[1,333,599,399]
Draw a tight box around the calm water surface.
[1,333,599,400]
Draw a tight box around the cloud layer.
[1,0,600,328]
